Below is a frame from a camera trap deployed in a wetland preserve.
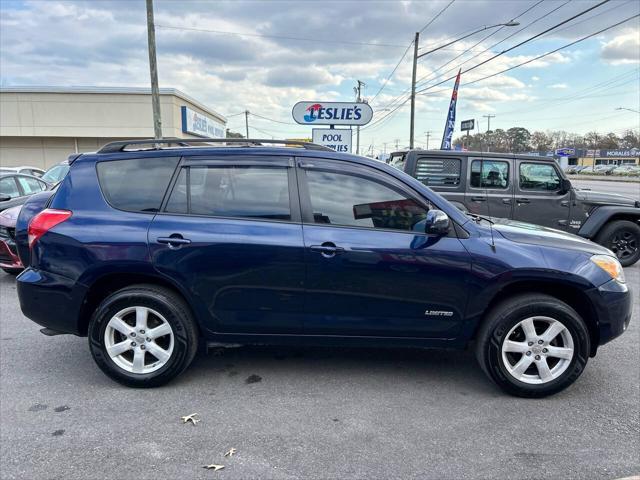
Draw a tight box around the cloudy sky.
[1,0,639,152]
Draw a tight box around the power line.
[419,0,456,33]
[370,40,414,103]
[249,111,299,126]
[415,0,613,95]
[455,14,640,90]
[155,24,409,49]
[415,0,569,90]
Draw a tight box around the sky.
[1,0,639,153]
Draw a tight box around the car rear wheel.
[595,220,640,267]
[88,284,198,387]
[476,293,590,398]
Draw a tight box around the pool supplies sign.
[292,102,373,126]
[181,106,225,138]
[312,128,352,153]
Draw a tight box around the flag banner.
[440,69,461,150]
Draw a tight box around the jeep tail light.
[28,209,72,249]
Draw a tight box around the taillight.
[28,209,72,249]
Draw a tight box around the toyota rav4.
[15,139,632,397]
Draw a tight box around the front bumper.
[588,279,632,348]
[17,268,87,335]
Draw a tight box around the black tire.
[88,284,198,388]
[1,267,22,275]
[595,220,640,267]
[475,293,590,398]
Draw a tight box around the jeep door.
[464,157,514,219]
[297,158,471,338]
[148,156,306,335]
[513,160,570,229]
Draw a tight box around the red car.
[0,205,23,274]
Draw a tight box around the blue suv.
[15,139,632,397]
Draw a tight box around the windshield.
[42,164,69,183]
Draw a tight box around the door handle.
[470,196,487,202]
[516,198,530,204]
[310,243,344,258]
[502,198,512,204]
[157,235,191,248]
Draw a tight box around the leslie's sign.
[292,101,373,126]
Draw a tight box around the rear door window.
[415,156,461,186]
[165,166,291,221]
[470,159,509,189]
[16,176,46,194]
[96,157,180,212]
[0,177,20,198]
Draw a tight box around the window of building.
[519,163,561,191]
[97,157,180,212]
[305,170,427,232]
[415,157,461,186]
[470,159,509,189]
[165,166,291,221]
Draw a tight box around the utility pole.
[145,0,162,140]
[244,110,250,138]
[424,131,432,150]
[409,32,419,150]
[354,80,365,155]
[395,138,400,150]
[483,114,495,133]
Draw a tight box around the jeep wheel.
[595,220,640,267]
[88,284,198,388]
[476,294,590,398]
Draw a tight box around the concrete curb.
[570,175,640,183]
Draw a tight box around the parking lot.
[1,265,638,480]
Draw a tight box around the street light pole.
[409,32,419,149]
[409,21,518,150]
[145,0,162,140]
[244,110,250,138]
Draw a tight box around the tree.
[226,129,244,138]
[600,132,620,149]
[619,130,640,148]
[506,127,532,153]
[530,131,552,152]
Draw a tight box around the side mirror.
[560,178,572,194]
[424,209,450,235]
[0,194,11,202]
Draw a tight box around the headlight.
[591,254,625,283]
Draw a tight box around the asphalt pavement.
[571,178,640,198]
[0,266,638,479]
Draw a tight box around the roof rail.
[97,137,334,154]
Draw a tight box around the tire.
[595,220,640,267]
[88,284,198,388]
[475,293,590,398]
[2,267,22,275]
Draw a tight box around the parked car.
[389,150,640,266]
[16,139,631,397]
[0,166,45,177]
[0,173,49,212]
[40,160,70,185]
[0,205,23,274]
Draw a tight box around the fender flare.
[577,206,640,239]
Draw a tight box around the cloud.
[548,83,568,89]
[601,29,640,65]
[531,76,540,81]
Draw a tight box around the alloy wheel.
[104,306,174,374]
[501,316,574,385]
[609,229,638,261]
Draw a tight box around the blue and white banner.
[441,69,461,150]
[181,106,225,138]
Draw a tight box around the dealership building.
[0,86,226,169]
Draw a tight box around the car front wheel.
[595,220,640,267]
[476,294,590,398]
[88,284,198,388]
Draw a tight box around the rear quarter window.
[96,157,179,212]
[415,157,461,186]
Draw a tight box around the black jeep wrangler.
[388,150,640,266]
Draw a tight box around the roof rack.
[97,137,334,154]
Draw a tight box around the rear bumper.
[0,239,22,270]
[17,268,86,335]
[589,279,632,348]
